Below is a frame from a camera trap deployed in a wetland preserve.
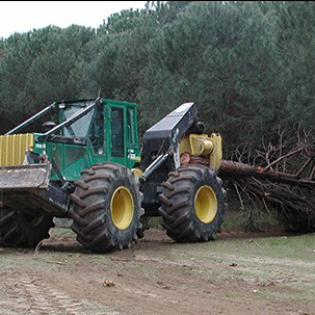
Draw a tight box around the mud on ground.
[0,229,314,315]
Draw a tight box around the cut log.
[219,160,315,188]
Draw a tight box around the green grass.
[133,229,315,304]
[222,207,280,232]
[148,217,163,230]
[175,233,315,260]
[171,233,315,302]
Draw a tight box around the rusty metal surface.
[0,163,51,190]
[180,152,210,167]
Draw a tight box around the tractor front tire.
[159,164,226,242]
[0,207,54,248]
[69,162,144,253]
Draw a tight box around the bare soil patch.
[0,229,314,315]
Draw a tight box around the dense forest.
[1,1,315,155]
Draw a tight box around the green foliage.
[1,1,315,152]
[0,25,95,131]
[99,9,149,34]
[272,1,315,129]
[222,206,280,232]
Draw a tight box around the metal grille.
[0,134,34,166]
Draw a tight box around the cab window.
[111,108,124,157]
[88,107,105,155]
[62,105,94,137]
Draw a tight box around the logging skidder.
[0,99,226,252]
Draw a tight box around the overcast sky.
[0,1,146,39]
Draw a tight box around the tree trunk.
[219,160,315,188]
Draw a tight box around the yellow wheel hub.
[110,186,134,230]
[194,185,218,224]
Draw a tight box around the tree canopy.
[1,1,314,154]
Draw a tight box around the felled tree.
[219,126,315,232]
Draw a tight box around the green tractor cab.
[0,99,140,184]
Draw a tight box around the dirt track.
[0,229,314,315]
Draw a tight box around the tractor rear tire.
[69,162,144,253]
[0,207,54,248]
[159,164,226,242]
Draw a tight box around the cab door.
[107,104,127,166]
[126,106,140,168]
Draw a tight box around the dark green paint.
[33,98,140,182]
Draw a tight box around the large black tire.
[0,207,54,248]
[159,164,226,242]
[69,162,144,253]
